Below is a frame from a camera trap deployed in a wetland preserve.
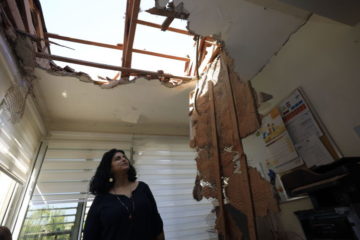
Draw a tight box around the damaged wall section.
[190,52,279,239]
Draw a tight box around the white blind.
[32,135,133,204]
[133,135,217,240]
[28,132,217,240]
[1,33,44,183]
[0,105,43,182]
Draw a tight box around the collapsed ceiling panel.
[180,0,310,81]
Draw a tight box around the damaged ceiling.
[33,68,195,135]
[2,0,358,135]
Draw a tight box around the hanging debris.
[189,51,279,239]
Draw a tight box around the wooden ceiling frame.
[46,33,189,62]
[35,52,193,82]
[4,0,200,83]
[122,0,140,70]
[136,19,191,35]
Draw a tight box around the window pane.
[0,171,17,224]
[19,203,78,240]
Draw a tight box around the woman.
[0,226,12,240]
[83,149,164,240]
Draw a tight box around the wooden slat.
[122,0,140,69]
[161,16,175,31]
[208,81,227,239]
[46,33,121,50]
[146,7,189,19]
[47,33,189,62]
[221,55,257,239]
[23,0,36,35]
[136,19,191,35]
[35,52,193,81]
[5,0,26,31]
[35,11,47,52]
[132,48,189,62]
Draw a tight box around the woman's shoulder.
[136,180,146,188]
[136,181,151,191]
[91,194,110,205]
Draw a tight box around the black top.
[83,181,163,240]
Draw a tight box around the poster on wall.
[279,88,334,167]
[259,108,303,173]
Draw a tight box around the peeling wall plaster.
[176,0,310,81]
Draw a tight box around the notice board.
[278,88,341,168]
[258,108,302,173]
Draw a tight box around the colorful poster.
[279,89,334,167]
[279,89,322,143]
[259,108,303,173]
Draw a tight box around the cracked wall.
[190,52,279,239]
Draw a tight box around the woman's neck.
[113,173,130,188]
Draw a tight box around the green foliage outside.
[19,208,74,240]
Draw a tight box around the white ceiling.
[33,0,312,135]
[34,68,195,135]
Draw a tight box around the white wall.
[251,15,360,156]
[242,14,360,237]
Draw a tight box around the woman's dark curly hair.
[0,226,12,240]
[89,149,137,195]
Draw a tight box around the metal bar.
[46,33,189,61]
[77,199,87,240]
[12,142,48,239]
[35,52,193,81]
[70,202,84,240]
[136,19,191,35]
[25,214,76,219]
[0,163,23,184]
[28,207,77,212]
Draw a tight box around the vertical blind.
[25,132,217,240]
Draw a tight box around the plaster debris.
[232,153,241,174]
[200,179,215,188]
[224,146,234,152]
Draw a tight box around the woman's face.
[111,152,130,174]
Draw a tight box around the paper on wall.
[280,89,323,143]
[279,89,334,167]
[295,135,334,168]
[259,108,302,173]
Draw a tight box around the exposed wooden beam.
[160,2,187,31]
[35,52,193,81]
[122,0,140,69]
[136,20,191,35]
[131,48,189,62]
[47,33,121,50]
[46,33,189,62]
[23,0,36,35]
[208,81,227,239]
[161,16,175,31]
[5,0,26,31]
[146,6,189,19]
